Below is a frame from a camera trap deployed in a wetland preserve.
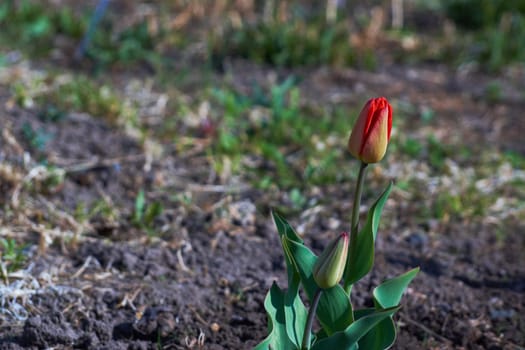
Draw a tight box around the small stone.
[490,309,515,320]
[406,231,428,249]
[210,322,220,333]
[327,217,340,230]
[229,200,256,227]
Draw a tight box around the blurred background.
[0,0,524,349]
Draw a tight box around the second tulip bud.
[313,232,349,289]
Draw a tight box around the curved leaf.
[343,182,394,286]
[374,267,420,309]
[254,282,296,350]
[284,285,307,348]
[355,309,396,350]
[310,306,400,350]
[353,267,420,350]
[272,210,302,243]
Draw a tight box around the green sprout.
[133,189,164,238]
[21,123,52,151]
[0,238,28,277]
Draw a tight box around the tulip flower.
[348,97,393,164]
[313,232,349,289]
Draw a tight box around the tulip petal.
[387,103,393,141]
[361,99,375,145]
[360,98,388,153]
[360,107,389,164]
[348,101,371,159]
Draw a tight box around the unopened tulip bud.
[313,232,349,289]
[348,97,393,164]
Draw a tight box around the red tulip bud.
[313,232,349,289]
[348,97,393,164]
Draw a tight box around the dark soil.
[1,60,524,350]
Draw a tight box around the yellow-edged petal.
[360,107,389,163]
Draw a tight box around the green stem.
[301,288,323,350]
[344,161,368,294]
[351,162,368,235]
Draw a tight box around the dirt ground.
[0,54,524,350]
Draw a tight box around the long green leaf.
[272,211,308,347]
[284,291,307,348]
[343,182,394,286]
[253,283,297,350]
[272,210,302,297]
[310,306,400,350]
[281,252,307,350]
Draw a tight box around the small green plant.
[503,151,525,169]
[210,78,304,186]
[484,81,503,104]
[442,0,525,71]
[289,188,307,210]
[21,164,65,194]
[209,17,372,69]
[0,1,161,68]
[400,137,424,158]
[88,20,160,67]
[38,104,66,123]
[0,0,84,55]
[74,198,119,224]
[0,238,28,273]
[21,123,52,151]
[256,97,418,350]
[43,76,123,121]
[427,135,450,171]
[420,106,435,123]
[434,192,463,219]
[133,189,163,237]
[209,78,356,190]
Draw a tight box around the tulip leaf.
[284,236,353,335]
[355,309,397,350]
[272,210,303,295]
[353,267,419,350]
[272,210,302,244]
[272,211,308,347]
[373,267,420,309]
[281,252,307,350]
[310,306,400,350]
[284,290,307,348]
[254,282,297,350]
[343,182,393,286]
